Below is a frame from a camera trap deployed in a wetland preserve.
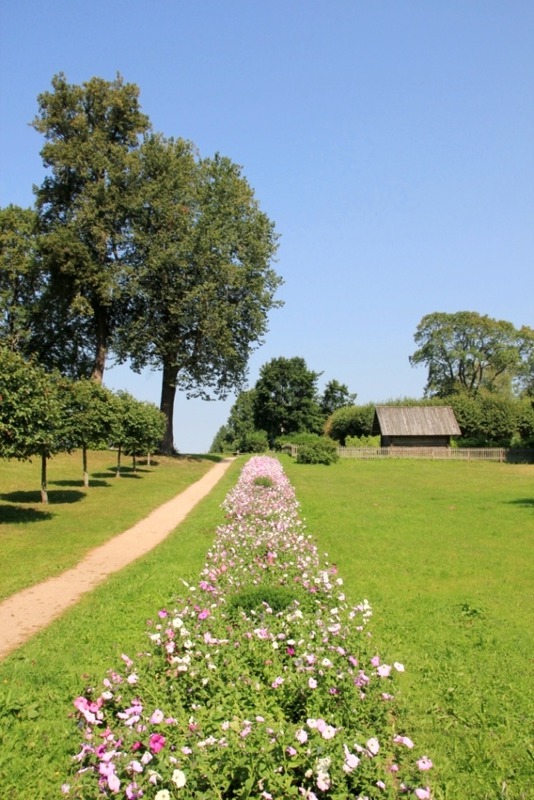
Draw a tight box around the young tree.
[111,391,166,474]
[66,379,120,486]
[409,311,534,397]
[253,356,323,444]
[0,348,71,501]
[31,73,150,381]
[115,135,282,453]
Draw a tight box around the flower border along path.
[64,456,434,800]
[0,458,236,661]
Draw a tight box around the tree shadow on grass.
[0,489,85,505]
[0,505,54,523]
[508,498,534,509]
[50,479,111,489]
[92,469,143,480]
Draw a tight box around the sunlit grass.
[0,457,244,799]
[0,450,218,600]
[281,456,534,800]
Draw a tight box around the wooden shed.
[372,406,461,448]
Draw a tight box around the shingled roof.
[372,406,461,437]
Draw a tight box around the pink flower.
[271,676,284,688]
[417,756,433,771]
[295,728,308,744]
[198,609,210,620]
[308,677,317,689]
[415,788,431,799]
[107,772,121,793]
[393,734,415,749]
[149,733,166,754]
[343,744,360,773]
[366,737,380,755]
[377,664,392,677]
[150,709,165,724]
[316,773,330,791]
[286,746,297,757]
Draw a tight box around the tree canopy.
[32,72,150,382]
[409,311,534,397]
[115,135,281,453]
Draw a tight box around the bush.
[237,429,270,453]
[296,437,339,464]
[345,435,381,448]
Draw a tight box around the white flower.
[172,769,187,788]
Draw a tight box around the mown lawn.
[0,455,245,799]
[0,450,218,600]
[0,454,532,799]
[281,456,534,800]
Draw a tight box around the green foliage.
[296,437,339,464]
[449,391,534,447]
[0,347,69,462]
[31,72,151,381]
[253,356,324,442]
[324,402,375,444]
[274,431,326,449]
[115,136,281,452]
[237,429,270,453]
[112,391,166,467]
[0,205,42,353]
[345,434,381,447]
[410,311,534,397]
[320,378,357,416]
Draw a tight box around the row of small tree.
[0,348,166,502]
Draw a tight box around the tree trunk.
[82,445,89,487]
[160,360,179,455]
[91,305,108,383]
[41,452,48,503]
[116,444,122,477]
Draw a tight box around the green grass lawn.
[0,450,219,600]
[0,455,532,799]
[281,456,534,800]
[0,455,244,799]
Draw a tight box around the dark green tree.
[31,73,150,381]
[0,205,42,352]
[253,356,323,444]
[410,311,534,397]
[115,135,281,453]
[320,379,357,417]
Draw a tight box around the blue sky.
[1,1,533,452]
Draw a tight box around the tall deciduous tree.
[31,73,150,381]
[253,356,323,443]
[409,311,534,397]
[116,135,281,453]
[0,205,42,352]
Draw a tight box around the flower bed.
[63,456,433,799]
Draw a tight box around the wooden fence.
[338,447,534,462]
[283,445,534,463]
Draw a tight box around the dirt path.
[0,458,236,661]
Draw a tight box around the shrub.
[345,435,381,448]
[296,437,339,464]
